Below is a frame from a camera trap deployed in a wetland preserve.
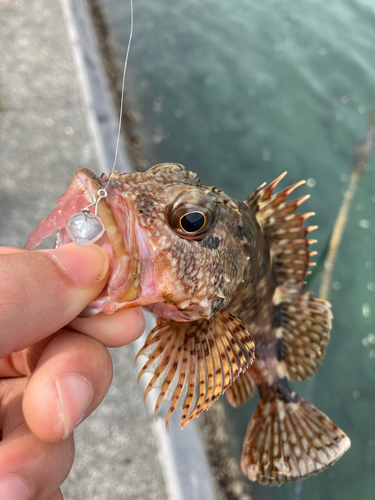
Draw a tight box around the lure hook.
[82,189,108,219]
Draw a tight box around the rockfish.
[25,164,350,485]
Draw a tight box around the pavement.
[0,1,218,499]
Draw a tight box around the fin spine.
[137,312,255,430]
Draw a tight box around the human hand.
[0,243,145,500]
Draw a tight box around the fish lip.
[103,190,164,307]
[99,191,143,303]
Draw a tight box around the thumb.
[0,243,109,358]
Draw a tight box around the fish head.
[81,164,257,320]
[27,163,264,320]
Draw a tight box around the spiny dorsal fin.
[241,391,350,485]
[274,285,332,381]
[244,171,287,212]
[136,311,255,431]
[226,368,255,407]
[245,173,316,286]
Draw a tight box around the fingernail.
[0,476,30,500]
[48,243,109,286]
[135,309,146,339]
[56,374,93,439]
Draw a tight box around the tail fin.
[241,383,350,485]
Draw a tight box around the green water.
[99,0,375,498]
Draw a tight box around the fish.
[25,163,350,485]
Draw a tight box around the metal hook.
[82,189,108,219]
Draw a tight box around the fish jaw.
[101,190,142,303]
[92,188,170,309]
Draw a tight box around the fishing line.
[106,0,134,189]
[84,0,134,206]
[66,0,134,245]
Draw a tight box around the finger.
[0,306,143,377]
[23,331,113,443]
[0,243,109,358]
[0,337,57,378]
[0,392,74,500]
[68,307,146,347]
[0,247,27,255]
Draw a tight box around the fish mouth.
[97,190,142,304]
[79,178,169,314]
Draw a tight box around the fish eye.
[166,189,216,241]
[179,211,206,233]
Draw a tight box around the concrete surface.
[0,1,216,499]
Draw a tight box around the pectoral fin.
[136,311,255,431]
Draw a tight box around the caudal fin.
[241,391,350,485]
